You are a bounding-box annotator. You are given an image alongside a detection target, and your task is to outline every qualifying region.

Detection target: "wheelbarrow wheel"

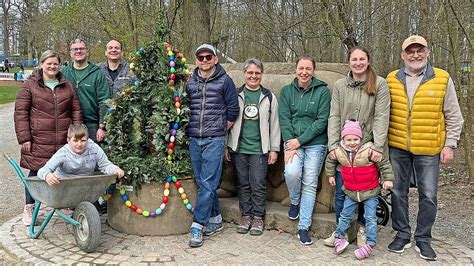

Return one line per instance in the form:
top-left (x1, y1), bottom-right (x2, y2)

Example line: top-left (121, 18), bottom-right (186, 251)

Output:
top-left (73, 202), bottom-right (101, 252)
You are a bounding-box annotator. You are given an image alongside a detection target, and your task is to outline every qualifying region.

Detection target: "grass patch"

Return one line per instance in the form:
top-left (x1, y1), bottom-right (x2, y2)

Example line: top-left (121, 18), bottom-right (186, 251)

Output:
top-left (0, 86), bottom-right (19, 104)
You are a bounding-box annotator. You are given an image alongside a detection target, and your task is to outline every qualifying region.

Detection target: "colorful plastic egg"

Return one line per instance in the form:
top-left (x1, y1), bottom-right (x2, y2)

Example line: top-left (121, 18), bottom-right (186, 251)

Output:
top-left (175, 102), bottom-right (181, 108)
top-left (136, 208), bottom-right (143, 214)
top-left (173, 123), bottom-right (179, 130)
top-left (135, 51), bottom-right (140, 57)
top-left (175, 181), bottom-right (181, 188)
top-left (166, 176), bottom-right (172, 183)
top-left (170, 136), bottom-right (175, 143)
top-left (170, 74), bottom-right (176, 80)
top-left (150, 211), bottom-right (156, 217)
top-left (170, 67), bottom-right (176, 73)
top-left (181, 58), bottom-right (186, 63)
top-left (186, 204), bottom-right (192, 210)
top-left (175, 91), bottom-right (180, 97)
top-left (167, 155), bottom-right (172, 161)
top-left (178, 187), bottom-right (185, 194)
top-left (176, 108), bottom-right (181, 115)
top-left (168, 148), bottom-right (173, 155)
top-left (170, 129), bottom-right (176, 136)
top-left (121, 195), bottom-right (128, 201)
top-left (131, 205), bottom-right (137, 211)
top-left (168, 142), bottom-right (175, 149)
top-left (167, 51), bottom-right (174, 56)
top-left (140, 47), bottom-right (145, 53)
top-left (169, 56), bottom-right (175, 61)
top-left (181, 193), bottom-right (187, 200)
top-left (169, 61), bottom-right (175, 67)
top-left (164, 189), bottom-right (170, 196)
top-left (163, 196), bottom-right (169, 204)
top-left (143, 211), bottom-right (149, 217)
top-left (183, 199), bottom-right (189, 205)
top-left (172, 176), bottom-right (177, 182)
top-left (160, 203), bottom-right (166, 210)
top-left (104, 194), bottom-right (112, 201)
top-left (156, 208), bottom-right (162, 215)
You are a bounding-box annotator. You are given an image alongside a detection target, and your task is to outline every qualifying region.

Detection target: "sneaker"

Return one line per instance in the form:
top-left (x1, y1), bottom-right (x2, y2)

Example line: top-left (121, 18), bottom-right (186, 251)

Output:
top-left (22, 204), bottom-right (34, 226)
top-left (354, 244), bottom-right (374, 260)
top-left (323, 231), bottom-right (336, 247)
top-left (189, 227), bottom-right (203, 248)
top-left (415, 242), bottom-right (437, 261)
top-left (387, 237), bottom-right (412, 253)
top-left (237, 216), bottom-right (252, 234)
top-left (249, 217), bottom-right (264, 236)
top-left (335, 238), bottom-right (349, 254)
top-left (288, 204), bottom-right (300, 220)
top-left (357, 227), bottom-right (367, 247)
top-left (297, 229), bottom-right (313, 245)
top-left (202, 222), bottom-right (223, 236)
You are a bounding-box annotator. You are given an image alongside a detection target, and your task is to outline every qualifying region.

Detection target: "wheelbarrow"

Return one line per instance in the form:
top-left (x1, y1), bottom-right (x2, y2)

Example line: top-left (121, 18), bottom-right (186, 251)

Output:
top-left (4, 154), bottom-right (116, 252)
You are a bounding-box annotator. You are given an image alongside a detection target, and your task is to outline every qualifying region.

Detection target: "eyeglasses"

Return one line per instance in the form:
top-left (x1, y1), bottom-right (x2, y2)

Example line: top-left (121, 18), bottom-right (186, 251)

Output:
top-left (70, 47), bottom-right (88, 52)
top-left (404, 47), bottom-right (427, 57)
top-left (197, 55), bottom-right (214, 62)
top-left (245, 71), bottom-right (262, 76)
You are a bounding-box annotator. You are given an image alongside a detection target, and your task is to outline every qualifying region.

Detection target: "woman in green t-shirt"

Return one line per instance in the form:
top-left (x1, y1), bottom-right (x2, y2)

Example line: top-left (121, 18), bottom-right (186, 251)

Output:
top-left (226, 58), bottom-right (281, 236)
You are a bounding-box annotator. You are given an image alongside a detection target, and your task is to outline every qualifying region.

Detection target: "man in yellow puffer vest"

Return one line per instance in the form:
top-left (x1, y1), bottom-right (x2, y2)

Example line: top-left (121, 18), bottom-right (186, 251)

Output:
top-left (386, 35), bottom-right (464, 261)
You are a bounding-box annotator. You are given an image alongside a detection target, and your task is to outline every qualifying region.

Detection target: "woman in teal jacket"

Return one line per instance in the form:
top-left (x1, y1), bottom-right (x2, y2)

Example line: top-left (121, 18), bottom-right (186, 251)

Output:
top-left (278, 55), bottom-right (331, 245)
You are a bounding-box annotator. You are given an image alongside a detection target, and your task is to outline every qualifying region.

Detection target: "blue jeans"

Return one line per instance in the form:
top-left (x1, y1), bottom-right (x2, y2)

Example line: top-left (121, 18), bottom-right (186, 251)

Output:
top-left (189, 136), bottom-right (225, 229)
top-left (335, 171), bottom-right (365, 226)
top-left (336, 196), bottom-right (378, 246)
top-left (284, 144), bottom-right (327, 230)
top-left (390, 147), bottom-right (440, 243)
top-left (25, 170), bottom-right (37, 204)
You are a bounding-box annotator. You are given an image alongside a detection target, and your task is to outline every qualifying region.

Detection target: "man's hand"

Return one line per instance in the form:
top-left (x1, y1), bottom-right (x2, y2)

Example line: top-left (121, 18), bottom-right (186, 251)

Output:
top-left (368, 148), bottom-right (383, 162)
top-left (267, 151), bottom-right (278, 165)
top-left (96, 128), bottom-right (106, 142)
top-left (21, 141), bottom-right (31, 152)
top-left (45, 173), bottom-right (60, 186)
top-left (329, 176), bottom-right (336, 186)
top-left (227, 121), bottom-right (234, 130)
top-left (224, 148), bottom-right (231, 162)
top-left (440, 146), bottom-right (454, 164)
top-left (382, 181), bottom-right (393, 190)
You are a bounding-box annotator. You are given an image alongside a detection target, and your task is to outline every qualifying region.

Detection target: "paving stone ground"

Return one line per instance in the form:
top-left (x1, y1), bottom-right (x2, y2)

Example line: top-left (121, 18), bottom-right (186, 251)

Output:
top-left (0, 214), bottom-right (472, 265)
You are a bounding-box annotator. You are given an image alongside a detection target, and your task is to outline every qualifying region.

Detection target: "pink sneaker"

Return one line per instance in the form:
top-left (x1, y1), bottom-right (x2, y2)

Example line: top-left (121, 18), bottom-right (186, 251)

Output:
top-left (22, 204), bottom-right (35, 226)
top-left (354, 244), bottom-right (374, 259)
top-left (334, 238), bottom-right (349, 254)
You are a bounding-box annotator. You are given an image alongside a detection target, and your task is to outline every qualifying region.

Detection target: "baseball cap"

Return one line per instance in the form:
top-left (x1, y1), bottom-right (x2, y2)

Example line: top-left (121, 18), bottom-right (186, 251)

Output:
top-left (402, 35), bottom-right (428, 51)
top-left (195, 44), bottom-right (217, 56)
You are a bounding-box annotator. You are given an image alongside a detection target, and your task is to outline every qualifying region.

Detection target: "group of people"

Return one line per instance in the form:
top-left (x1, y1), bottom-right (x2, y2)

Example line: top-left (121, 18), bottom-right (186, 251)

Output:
top-left (187, 35), bottom-right (463, 262)
top-left (13, 34), bottom-right (463, 262)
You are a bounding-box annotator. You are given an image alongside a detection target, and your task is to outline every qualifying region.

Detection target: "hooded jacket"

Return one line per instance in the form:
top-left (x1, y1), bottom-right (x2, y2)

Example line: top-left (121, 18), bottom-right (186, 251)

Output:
top-left (98, 59), bottom-right (136, 95)
top-left (278, 77), bottom-right (331, 146)
top-left (186, 64), bottom-right (239, 137)
top-left (14, 71), bottom-right (83, 171)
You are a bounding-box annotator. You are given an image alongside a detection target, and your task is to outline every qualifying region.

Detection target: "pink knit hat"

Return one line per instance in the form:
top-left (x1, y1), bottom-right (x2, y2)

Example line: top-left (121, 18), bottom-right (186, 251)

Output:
top-left (341, 120), bottom-right (362, 139)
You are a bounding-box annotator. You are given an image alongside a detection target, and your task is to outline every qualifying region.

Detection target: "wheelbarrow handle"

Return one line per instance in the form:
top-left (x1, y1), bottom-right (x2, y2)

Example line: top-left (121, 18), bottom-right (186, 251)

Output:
top-left (3, 153), bottom-right (32, 194)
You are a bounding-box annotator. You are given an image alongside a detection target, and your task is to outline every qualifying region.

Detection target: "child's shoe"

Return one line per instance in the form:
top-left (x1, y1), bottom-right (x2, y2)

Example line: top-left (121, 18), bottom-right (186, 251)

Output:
top-left (357, 226), bottom-right (366, 247)
top-left (354, 244), bottom-right (374, 260)
top-left (22, 204), bottom-right (34, 226)
top-left (334, 238), bottom-right (349, 254)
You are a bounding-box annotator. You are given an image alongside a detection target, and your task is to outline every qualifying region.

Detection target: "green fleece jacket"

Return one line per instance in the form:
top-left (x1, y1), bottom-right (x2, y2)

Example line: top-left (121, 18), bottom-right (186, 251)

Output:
top-left (62, 63), bottom-right (110, 129)
top-left (278, 77), bottom-right (331, 146)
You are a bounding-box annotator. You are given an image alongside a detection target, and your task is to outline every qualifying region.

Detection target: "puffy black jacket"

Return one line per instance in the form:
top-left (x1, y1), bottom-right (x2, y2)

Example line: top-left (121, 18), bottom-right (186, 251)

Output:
top-left (186, 64), bottom-right (239, 137)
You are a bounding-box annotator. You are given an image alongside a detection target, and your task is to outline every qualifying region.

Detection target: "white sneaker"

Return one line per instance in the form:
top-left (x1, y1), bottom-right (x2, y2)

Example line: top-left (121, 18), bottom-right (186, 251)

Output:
top-left (22, 204), bottom-right (35, 226)
top-left (357, 227), bottom-right (367, 247)
top-left (324, 231), bottom-right (348, 247)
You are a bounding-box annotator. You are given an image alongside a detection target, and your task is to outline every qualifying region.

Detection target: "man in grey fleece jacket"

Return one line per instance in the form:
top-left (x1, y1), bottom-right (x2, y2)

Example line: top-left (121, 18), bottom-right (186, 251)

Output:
top-left (38, 124), bottom-right (124, 185)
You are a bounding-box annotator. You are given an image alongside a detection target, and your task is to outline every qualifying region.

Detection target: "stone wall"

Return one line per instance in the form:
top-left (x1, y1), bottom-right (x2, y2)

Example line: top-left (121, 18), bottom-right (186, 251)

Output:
top-left (219, 62), bottom-right (348, 213)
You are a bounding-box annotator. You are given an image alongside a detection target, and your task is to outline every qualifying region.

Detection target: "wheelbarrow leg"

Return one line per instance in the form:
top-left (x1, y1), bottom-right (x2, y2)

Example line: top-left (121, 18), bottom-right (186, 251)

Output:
top-left (29, 202), bottom-right (54, 239)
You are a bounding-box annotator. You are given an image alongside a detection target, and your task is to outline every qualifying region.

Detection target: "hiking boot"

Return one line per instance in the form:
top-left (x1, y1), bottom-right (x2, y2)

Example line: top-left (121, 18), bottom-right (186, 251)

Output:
top-left (387, 236), bottom-right (412, 253)
top-left (415, 242), bottom-right (437, 261)
top-left (297, 229), bottom-right (313, 245)
top-left (288, 204), bottom-right (300, 220)
top-left (189, 227), bottom-right (203, 248)
top-left (357, 226), bottom-right (366, 247)
top-left (22, 204), bottom-right (34, 226)
top-left (335, 238), bottom-right (349, 254)
top-left (237, 216), bottom-right (252, 234)
top-left (354, 244), bottom-right (374, 259)
top-left (249, 217), bottom-right (264, 236)
top-left (202, 222), bottom-right (223, 236)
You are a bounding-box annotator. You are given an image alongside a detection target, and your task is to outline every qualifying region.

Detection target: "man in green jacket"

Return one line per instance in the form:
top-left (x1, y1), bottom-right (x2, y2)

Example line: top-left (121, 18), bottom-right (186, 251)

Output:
top-left (62, 39), bottom-right (110, 143)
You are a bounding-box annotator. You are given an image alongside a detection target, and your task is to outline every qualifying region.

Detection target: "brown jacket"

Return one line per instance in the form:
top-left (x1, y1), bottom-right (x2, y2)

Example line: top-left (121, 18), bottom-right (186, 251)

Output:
top-left (14, 70), bottom-right (83, 171)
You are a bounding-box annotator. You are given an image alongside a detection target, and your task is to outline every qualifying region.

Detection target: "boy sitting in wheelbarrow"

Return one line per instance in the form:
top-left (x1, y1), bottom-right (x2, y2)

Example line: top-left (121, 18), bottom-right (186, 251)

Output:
top-left (38, 124), bottom-right (124, 185)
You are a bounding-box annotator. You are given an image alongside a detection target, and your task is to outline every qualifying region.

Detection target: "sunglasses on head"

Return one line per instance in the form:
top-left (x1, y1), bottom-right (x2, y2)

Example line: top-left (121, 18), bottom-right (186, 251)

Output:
top-left (197, 55), bottom-right (214, 62)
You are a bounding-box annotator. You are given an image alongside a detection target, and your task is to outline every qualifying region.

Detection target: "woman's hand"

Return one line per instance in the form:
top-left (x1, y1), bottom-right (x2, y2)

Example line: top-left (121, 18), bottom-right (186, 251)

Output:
top-left (45, 173), bottom-right (60, 186)
top-left (224, 148), bottom-right (231, 162)
top-left (382, 181), bottom-right (393, 190)
top-left (328, 150), bottom-right (336, 160)
top-left (21, 141), bottom-right (31, 152)
top-left (267, 151), bottom-right (278, 165)
top-left (284, 149), bottom-right (300, 164)
top-left (368, 148), bottom-right (383, 162)
top-left (329, 176), bottom-right (336, 186)
top-left (285, 139), bottom-right (300, 151)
